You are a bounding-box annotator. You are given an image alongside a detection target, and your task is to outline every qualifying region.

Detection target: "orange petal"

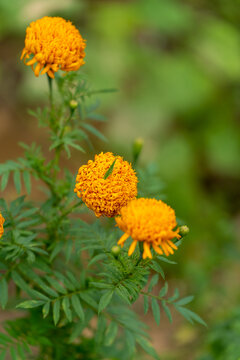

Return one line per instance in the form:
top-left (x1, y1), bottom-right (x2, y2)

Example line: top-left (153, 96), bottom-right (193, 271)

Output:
top-left (152, 243), bottom-right (163, 255)
top-left (20, 49), bottom-right (27, 60)
top-left (143, 242), bottom-right (152, 259)
top-left (47, 69), bottom-right (55, 79)
top-left (161, 243), bottom-right (169, 256)
top-left (117, 233), bottom-right (129, 247)
top-left (128, 240), bottom-right (138, 256)
top-left (26, 57), bottom-right (37, 66)
top-left (41, 64), bottom-right (51, 75)
top-left (34, 62), bottom-right (42, 77)
top-left (168, 240), bottom-right (178, 250)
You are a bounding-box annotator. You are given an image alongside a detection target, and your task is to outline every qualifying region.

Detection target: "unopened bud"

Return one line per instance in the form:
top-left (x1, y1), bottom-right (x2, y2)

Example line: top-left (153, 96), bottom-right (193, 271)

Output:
top-left (179, 225), bottom-right (189, 237)
top-left (133, 137), bottom-right (144, 165)
top-left (111, 245), bottom-right (121, 257)
top-left (69, 99), bottom-right (78, 109)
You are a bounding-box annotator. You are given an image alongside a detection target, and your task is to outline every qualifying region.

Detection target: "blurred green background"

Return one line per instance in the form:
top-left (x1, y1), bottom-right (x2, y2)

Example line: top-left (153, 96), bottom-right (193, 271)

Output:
top-left (0, 0), bottom-right (240, 359)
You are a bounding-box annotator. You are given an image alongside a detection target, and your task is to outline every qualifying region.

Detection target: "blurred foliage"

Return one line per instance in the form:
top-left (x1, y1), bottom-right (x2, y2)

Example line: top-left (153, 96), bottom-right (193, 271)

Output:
top-left (0, 0), bottom-right (240, 358)
top-left (198, 307), bottom-right (240, 360)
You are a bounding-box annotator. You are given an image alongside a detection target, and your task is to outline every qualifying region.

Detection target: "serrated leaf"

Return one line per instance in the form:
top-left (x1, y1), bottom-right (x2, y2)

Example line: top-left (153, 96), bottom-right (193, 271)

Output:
top-left (23, 171), bottom-right (31, 195)
top-left (175, 306), bottom-right (207, 326)
top-left (168, 288), bottom-right (179, 302)
top-left (53, 300), bottom-right (60, 325)
top-left (71, 294), bottom-right (84, 321)
top-left (159, 282), bottom-right (168, 297)
top-left (104, 321), bottom-right (118, 346)
top-left (175, 295), bottom-right (194, 306)
top-left (1, 172), bottom-right (9, 191)
top-left (87, 253), bottom-right (107, 267)
top-left (161, 300), bottom-right (172, 323)
top-left (13, 170), bottom-right (21, 194)
top-left (149, 261), bottom-right (165, 279)
top-left (17, 300), bottom-right (45, 309)
top-left (151, 298), bottom-right (160, 325)
top-left (148, 274), bottom-right (159, 292)
top-left (157, 256), bottom-right (177, 264)
top-left (42, 302), bottom-right (50, 318)
top-left (82, 123), bottom-right (107, 142)
top-left (103, 159), bottom-right (117, 179)
top-left (0, 278), bottom-right (8, 309)
top-left (98, 290), bottom-right (113, 313)
top-left (143, 295), bottom-right (149, 315)
top-left (136, 336), bottom-right (159, 359)
top-left (62, 297), bottom-right (72, 322)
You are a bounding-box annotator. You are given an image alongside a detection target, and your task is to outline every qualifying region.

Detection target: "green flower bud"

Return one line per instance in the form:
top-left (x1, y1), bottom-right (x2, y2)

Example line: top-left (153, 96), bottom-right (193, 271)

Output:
top-left (111, 245), bottom-right (121, 257)
top-left (69, 99), bottom-right (78, 109)
top-left (132, 137), bottom-right (144, 165)
top-left (179, 225), bottom-right (189, 237)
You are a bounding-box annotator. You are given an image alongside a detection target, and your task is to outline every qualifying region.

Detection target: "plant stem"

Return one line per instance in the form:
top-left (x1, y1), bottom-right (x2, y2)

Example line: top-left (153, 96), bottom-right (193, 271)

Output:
top-left (47, 75), bottom-right (53, 108)
top-left (135, 242), bottom-right (144, 266)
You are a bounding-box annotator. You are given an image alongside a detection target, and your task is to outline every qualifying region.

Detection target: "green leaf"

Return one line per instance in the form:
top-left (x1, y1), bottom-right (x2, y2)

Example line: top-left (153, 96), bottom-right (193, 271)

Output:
top-left (71, 294), bottom-right (84, 321)
top-left (103, 159), bottom-right (117, 179)
top-left (175, 306), bottom-right (207, 326)
top-left (10, 347), bottom-right (17, 360)
top-left (23, 171), bottom-right (31, 195)
top-left (87, 253), bottom-right (107, 267)
top-left (149, 261), bottom-right (165, 279)
top-left (143, 295), bottom-right (149, 315)
top-left (148, 274), bottom-right (159, 292)
top-left (157, 256), bottom-right (177, 264)
top-left (151, 298), bottom-right (160, 325)
top-left (13, 170), bottom-right (21, 194)
top-left (42, 302), bottom-right (50, 318)
top-left (98, 290), bottom-right (113, 313)
top-left (45, 276), bottom-right (67, 295)
top-left (104, 321), bottom-right (118, 346)
top-left (82, 123), bottom-right (108, 142)
top-left (159, 282), bottom-right (168, 297)
top-left (136, 336), bottom-right (159, 359)
top-left (168, 288), bottom-right (179, 302)
top-left (1, 172), bottom-right (9, 191)
top-left (175, 295), bottom-right (194, 306)
top-left (0, 278), bottom-right (8, 309)
top-left (161, 300), bottom-right (172, 323)
top-left (17, 300), bottom-right (45, 309)
top-left (79, 292), bottom-right (98, 310)
top-left (53, 300), bottom-right (60, 325)
top-left (62, 297), bottom-right (72, 322)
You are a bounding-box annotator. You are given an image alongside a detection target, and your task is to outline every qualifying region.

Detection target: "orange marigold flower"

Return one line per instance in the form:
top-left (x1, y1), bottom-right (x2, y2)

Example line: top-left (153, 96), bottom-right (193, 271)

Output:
top-left (116, 198), bottom-right (181, 259)
top-left (0, 212), bottom-right (5, 239)
top-left (74, 152), bottom-right (138, 218)
top-left (21, 16), bottom-right (86, 79)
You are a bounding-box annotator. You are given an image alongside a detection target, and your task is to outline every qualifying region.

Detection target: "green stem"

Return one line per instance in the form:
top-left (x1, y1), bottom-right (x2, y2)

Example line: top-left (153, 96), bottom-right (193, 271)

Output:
top-left (135, 242), bottom-right (144, 266)
top-left (47, 75), bottom-right (53, 107)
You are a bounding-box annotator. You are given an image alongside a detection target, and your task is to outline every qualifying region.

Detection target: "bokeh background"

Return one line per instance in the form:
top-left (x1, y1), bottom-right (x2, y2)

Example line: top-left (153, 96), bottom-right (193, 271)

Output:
top-left (0, 0), bottom-right (240, 359)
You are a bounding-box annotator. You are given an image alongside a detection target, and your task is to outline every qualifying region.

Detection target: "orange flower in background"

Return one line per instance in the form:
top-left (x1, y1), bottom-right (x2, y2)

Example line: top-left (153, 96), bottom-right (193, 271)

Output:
top-left (74, 152), bottom-right (138, 217)
top-left (116, 198), bottom-right (180, 259)
top-left (0, 213), bottom-right (5, 239)
top-left (21, 16), bottom-right (86, 78)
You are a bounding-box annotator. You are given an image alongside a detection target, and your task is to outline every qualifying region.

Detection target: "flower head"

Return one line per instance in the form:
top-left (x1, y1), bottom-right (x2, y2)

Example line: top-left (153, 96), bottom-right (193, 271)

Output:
top-left (21, 16), bottom-right (86, 78)
top-left (0, 212), bottom-right (5, 239)
top-left (74, 152), bottom-right (138, 217)
top-left (116, 198), bottom-right (180, 259)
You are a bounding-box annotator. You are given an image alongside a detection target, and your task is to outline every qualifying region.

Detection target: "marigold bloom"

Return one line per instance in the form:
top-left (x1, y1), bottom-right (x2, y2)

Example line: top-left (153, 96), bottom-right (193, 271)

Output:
top-left (0, 213), bottom-right (5, 239)
top-left (74, 152), bottom-right (138, 217)
top-left (21, 16), bottom-right (86, 78)
top-left (116, 198), bottom-right (181, 259)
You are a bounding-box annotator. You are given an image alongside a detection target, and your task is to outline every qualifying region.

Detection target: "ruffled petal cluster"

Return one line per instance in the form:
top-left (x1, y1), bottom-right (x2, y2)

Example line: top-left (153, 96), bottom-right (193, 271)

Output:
top-left (21, 16), bottom-right (86, 78)
top-left (74, 152), bottom-right (138, 217)
top-left (116, 198), bottom-right (180, 258)
top-left (0, 212), bottom-right (5, 239)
